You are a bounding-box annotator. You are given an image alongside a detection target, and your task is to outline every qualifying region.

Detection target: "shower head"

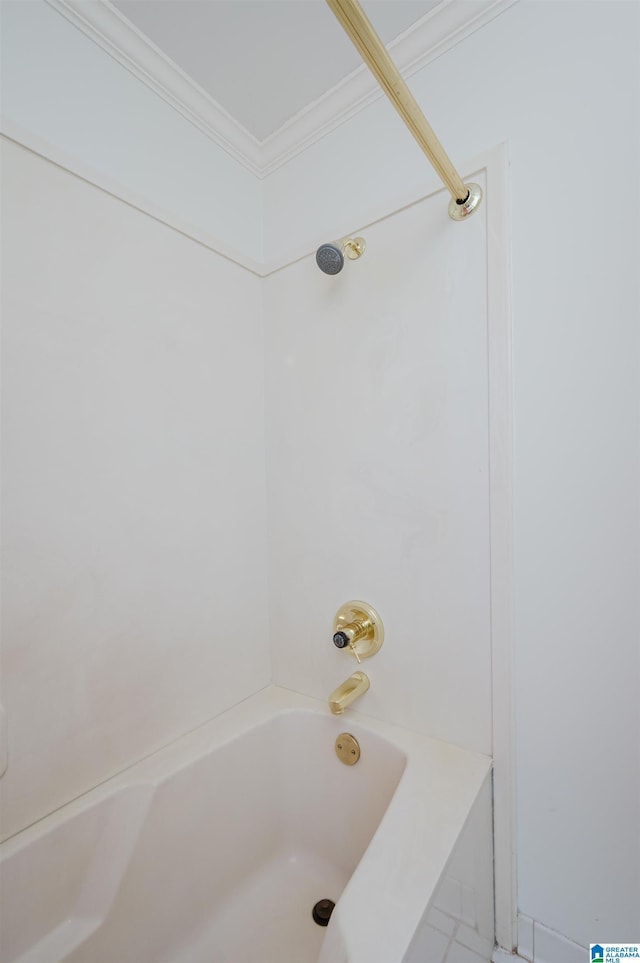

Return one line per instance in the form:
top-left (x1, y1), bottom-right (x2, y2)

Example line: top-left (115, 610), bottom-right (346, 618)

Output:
top-left (316, 244), bottom-right (344, 274)
top-left (315, 236), bottom-right (366, 275)
top-left (316, 242), bottom-right (344, 275)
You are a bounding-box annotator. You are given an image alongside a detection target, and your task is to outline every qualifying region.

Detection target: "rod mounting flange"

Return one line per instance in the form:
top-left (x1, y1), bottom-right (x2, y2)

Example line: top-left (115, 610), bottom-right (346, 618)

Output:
top-left (448, 183), bottom-right (483, 221)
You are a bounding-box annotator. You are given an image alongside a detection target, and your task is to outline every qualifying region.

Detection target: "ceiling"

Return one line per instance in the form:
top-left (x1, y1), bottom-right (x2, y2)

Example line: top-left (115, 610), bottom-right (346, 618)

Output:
top-left (110, 1), bottom-right (441, 142)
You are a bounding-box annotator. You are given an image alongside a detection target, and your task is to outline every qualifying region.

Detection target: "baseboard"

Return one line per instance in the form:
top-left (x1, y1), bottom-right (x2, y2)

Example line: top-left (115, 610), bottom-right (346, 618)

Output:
top-left (494, 914), bottom-right (588, 963)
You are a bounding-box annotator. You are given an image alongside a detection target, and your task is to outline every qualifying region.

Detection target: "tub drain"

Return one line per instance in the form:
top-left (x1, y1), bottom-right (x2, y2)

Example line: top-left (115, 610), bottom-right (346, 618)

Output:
top-left (312, 899), bottom-right (335, 927)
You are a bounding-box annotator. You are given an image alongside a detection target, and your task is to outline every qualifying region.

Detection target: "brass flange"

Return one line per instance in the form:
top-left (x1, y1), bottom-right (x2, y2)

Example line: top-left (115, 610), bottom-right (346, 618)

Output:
top-left (448, 183), bottom-right (483, 221)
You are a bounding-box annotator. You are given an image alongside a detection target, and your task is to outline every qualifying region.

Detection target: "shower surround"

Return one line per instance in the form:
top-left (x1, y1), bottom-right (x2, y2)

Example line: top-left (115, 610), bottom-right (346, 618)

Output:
top-left (265, 172), bottom-right (493, 754)
top-left (2, 60), bottom-right (503, 963)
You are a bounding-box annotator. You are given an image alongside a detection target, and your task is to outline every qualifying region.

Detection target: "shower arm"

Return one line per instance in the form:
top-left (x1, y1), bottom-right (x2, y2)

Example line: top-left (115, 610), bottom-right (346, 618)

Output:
top-left (324, 0), bottom-right (482, 220)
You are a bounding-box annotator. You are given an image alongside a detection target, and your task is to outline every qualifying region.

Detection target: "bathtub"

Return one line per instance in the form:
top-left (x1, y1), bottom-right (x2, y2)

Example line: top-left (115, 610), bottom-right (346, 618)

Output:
top-left (0, 687), bottom-right (492, 963)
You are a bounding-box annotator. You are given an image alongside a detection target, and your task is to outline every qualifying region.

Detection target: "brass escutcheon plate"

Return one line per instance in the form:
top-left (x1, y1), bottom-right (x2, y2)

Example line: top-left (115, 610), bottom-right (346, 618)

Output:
top-left (335, 733), bottom-right (360, 765)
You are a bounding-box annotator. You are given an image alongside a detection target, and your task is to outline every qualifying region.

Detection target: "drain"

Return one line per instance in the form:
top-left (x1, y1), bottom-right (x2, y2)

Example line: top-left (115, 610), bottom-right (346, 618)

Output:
top-left (312, 898), bottom-right (335, 927)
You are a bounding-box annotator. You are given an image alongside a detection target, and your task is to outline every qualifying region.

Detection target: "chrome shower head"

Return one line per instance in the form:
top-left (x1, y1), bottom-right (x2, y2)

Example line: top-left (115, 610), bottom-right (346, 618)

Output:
top-left (315, 236), bottom-right (366, 275)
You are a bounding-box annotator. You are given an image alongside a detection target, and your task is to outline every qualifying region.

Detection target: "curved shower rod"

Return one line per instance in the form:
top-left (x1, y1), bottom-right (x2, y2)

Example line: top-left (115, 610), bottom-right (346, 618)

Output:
top-left (325, 0), bottom-right (482, 221)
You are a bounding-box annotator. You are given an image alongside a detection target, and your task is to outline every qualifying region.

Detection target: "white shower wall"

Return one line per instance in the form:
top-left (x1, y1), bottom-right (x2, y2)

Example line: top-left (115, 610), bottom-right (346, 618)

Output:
top-left (0, 139), bottom-right (270, 841)
top-left (264, 178), bottom-right (493, 755)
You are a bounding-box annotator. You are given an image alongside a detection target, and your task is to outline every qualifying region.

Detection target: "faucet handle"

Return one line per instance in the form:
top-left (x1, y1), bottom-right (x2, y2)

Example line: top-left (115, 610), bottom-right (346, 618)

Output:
top-left (332, 601), bottom-right (384, 661)
top-left (333, 630), bottom-right (350, 649)
top-left (333, 631), bottom-right (363, 663)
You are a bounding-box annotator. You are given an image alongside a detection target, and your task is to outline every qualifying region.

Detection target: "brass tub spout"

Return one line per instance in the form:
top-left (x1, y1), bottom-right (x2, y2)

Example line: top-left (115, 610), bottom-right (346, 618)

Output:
top-left (329, 671), bottom-right (370, 715)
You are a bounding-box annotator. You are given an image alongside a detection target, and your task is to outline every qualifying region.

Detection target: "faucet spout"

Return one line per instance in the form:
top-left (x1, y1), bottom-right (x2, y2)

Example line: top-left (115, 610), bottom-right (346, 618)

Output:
top-left (329, 671), bottom-right (370, 715)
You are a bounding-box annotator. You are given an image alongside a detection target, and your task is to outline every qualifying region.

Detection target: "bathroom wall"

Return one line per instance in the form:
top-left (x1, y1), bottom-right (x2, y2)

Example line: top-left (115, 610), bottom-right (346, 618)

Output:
top-left (263, 175), bottom-right (493, 756)
top-left (0, 138), bottom-right (270, 840)
top-left (262, 0), bottom-right (640, 953)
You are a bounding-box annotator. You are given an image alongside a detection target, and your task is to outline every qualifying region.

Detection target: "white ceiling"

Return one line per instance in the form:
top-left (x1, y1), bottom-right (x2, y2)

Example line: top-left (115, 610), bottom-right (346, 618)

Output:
top-left (110, 1), bottom-right (441, 141)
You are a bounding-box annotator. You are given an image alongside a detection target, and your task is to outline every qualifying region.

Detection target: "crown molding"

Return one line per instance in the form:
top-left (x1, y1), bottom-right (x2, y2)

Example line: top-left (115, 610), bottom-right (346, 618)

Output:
top-left (44, 0), bottom-right (264, 175)
top-left (44, 0), bottom-right (517, 179)
top-left (260, 0), bottom-right (517, 175)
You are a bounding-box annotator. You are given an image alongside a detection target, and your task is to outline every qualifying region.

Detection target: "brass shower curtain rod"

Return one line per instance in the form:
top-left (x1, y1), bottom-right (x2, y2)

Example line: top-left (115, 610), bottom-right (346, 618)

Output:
top-left (325, 0), bottom-right (482, 221)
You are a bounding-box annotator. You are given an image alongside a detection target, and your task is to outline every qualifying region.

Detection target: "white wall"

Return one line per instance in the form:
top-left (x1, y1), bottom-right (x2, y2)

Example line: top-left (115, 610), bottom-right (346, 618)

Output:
top-left (0, 138), bottom-right (270, 840)
top-left (262, 0), bottom-right (640, 949)
top-left (264, 176), bottom-right (493, 756)
top-left (0, 0), bottom-right (262, 264)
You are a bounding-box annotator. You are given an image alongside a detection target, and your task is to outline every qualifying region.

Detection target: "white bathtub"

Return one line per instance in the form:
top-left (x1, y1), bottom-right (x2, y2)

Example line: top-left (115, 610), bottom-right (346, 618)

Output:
top-left (0, 687), bottom-right (491, 963)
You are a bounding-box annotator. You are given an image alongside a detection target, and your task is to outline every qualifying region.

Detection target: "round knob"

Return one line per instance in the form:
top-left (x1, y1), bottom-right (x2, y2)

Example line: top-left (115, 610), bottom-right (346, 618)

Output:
top-left (333, 631), bottom-right (350, 649)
